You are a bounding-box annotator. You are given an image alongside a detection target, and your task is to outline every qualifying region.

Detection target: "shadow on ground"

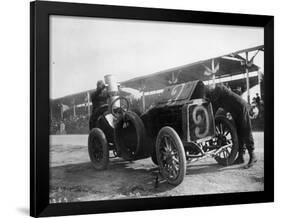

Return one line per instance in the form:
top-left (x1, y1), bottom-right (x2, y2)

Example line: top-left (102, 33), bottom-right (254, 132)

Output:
top-left (50, 157), bottom-right (244, 202)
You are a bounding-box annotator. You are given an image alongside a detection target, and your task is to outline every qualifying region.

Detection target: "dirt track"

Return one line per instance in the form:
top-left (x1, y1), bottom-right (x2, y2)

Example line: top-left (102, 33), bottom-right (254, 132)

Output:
top-left (49, 132), bottom-right (264, 203)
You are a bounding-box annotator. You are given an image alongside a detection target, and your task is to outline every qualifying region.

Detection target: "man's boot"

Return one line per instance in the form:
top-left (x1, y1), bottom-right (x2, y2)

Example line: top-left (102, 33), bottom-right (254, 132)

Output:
top-left (233, 152), bottom-right (245, 165)
top-left (244, 150), bottom-right (257, 169)
top-left (233, 146), bottom-right (245, 165)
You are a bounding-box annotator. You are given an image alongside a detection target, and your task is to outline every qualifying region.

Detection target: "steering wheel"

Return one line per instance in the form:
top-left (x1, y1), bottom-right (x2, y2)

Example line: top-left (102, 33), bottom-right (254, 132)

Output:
top-left (110, 96), bottom-right (130, 118)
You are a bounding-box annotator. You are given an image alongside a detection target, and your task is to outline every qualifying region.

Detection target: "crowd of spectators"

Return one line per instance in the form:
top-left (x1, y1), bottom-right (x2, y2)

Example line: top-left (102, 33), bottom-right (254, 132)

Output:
top-left (50, 114), bottom-right (89, 135)
top-left (50, 118), bottom-right (61, 135)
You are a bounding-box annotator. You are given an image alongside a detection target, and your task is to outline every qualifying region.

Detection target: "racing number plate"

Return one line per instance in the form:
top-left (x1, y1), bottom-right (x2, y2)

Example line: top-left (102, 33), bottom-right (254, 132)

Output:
top-left (182, 99), bottom-right (215, 143)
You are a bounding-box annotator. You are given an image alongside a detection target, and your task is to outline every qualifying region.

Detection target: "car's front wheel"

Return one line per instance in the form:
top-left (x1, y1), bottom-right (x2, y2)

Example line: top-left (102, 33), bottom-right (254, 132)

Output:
top-left (156, 126), bottom-right (186, 186)
top-left (88, 128), bottom-right (109, 170)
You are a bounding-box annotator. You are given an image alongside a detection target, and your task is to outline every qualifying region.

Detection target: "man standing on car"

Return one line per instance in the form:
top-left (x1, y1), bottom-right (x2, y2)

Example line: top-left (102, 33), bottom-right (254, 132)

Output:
top-left (205, 84), bottom-right (257, 169)
top-left (89, 80), bottom-right (109, 130)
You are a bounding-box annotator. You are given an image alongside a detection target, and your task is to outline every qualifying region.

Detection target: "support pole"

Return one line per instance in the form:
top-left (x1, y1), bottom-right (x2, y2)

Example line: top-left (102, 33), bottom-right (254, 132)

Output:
top-left (87, 92), bottom-right (90, 116)
top-left (73, 99), bottom-right (76, 117)
top-left (141, 80), bottom-right (145, 113)
top-left (245, 52), bottom-right (250, 104)
top-left (60, 104), bottom-right (63, 120)
top-left (212, 59), bottom-right (216, 88)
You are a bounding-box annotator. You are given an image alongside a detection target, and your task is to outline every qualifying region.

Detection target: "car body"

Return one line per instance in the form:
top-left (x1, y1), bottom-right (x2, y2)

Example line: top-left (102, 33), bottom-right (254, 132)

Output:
top-left (88, 80), bottom-right (239, 185)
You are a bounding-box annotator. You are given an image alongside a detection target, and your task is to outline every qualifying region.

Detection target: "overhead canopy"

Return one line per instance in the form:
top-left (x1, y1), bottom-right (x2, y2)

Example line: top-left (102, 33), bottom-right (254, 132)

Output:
top-left (51, 45), bottom-right (264, 108)
top-left (121, 45), bottom-right (263, 91)
top-left (51, 89), bottom-right (92, 107)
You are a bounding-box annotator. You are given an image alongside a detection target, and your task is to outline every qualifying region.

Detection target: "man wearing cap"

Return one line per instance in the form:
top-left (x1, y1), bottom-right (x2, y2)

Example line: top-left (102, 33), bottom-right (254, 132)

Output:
top-left (205, 84), bottom-right (257, 169)
top-left (89, 80), bottom-right (109, 130)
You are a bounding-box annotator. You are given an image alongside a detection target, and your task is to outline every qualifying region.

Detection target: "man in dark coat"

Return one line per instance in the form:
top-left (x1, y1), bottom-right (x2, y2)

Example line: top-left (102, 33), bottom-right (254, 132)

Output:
top-left (205, 84), bottom-right (257, 169)
top-left (89, 80), bottom-right (109, 130)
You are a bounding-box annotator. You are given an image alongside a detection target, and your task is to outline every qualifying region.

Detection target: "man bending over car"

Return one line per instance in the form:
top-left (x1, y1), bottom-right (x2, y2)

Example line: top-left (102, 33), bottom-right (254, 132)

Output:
top-left (205, 84), bottom-right (257, 169)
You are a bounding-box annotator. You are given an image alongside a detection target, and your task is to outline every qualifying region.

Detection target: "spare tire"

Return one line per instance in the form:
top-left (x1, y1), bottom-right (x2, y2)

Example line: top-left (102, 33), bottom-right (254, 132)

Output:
top-left (114, 111), bottom-right (150, 160)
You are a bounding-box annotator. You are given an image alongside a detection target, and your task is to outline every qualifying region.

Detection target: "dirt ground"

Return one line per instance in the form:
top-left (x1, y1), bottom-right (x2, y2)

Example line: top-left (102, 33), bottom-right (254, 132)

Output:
top-left (49, 132), bottom-right (264, 203)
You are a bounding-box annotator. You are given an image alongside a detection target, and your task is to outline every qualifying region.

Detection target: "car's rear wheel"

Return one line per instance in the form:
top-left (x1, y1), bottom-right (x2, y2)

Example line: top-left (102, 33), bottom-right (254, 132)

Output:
top-left (151, 146), bottom-right (158, 165)
top-left (151, 138), bottom-right (158, 165)
top-left (214, 116), bottom-right (239, 166)
top-left (156, 126), bottom-right (186, 186)
top-left (88, 128), bottom-right (109, 170)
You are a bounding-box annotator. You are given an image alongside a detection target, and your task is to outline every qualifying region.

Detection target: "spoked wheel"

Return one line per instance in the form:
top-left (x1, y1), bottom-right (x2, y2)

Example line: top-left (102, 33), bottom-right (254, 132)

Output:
top-left (156, 126), bottom-right (186, 186)
top-left (88, 128), bottom-right (109, 170)
top-left (214, 116), bottom-right (239, 166)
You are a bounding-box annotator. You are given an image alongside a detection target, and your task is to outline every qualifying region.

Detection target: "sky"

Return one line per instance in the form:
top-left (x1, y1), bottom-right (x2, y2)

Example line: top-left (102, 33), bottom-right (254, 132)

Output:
top-left (50, 15), bottom-right (263, 99)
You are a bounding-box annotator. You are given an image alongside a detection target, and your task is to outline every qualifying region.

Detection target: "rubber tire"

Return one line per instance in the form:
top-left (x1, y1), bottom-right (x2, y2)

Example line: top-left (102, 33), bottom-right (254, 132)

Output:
top-left (151, 138), bottom-right (158, 165)
top-left (88, 128), bottom-right (109, 170)
top-left (214, 116), bottom-right (239, 166)
top-left (156, 126), bottom-right (186, 186)
top-left (151, 146), bottom-right (158, 165)
top-left (115, 111), bottom-right (147, 160)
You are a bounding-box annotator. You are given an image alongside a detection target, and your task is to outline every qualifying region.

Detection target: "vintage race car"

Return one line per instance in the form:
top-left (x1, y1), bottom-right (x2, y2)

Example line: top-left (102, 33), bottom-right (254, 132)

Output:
top-left (88, 80), bottom-right (239, 186)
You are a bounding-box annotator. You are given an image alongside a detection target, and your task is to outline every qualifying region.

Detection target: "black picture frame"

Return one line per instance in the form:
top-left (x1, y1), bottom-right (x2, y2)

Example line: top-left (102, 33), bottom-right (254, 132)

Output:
top-left (30, 1), bottom-right (274, 217)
